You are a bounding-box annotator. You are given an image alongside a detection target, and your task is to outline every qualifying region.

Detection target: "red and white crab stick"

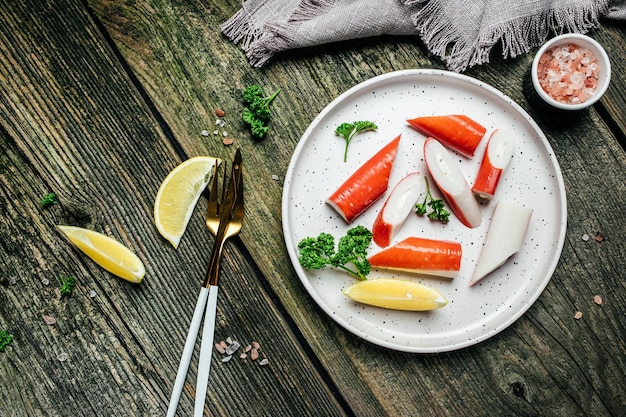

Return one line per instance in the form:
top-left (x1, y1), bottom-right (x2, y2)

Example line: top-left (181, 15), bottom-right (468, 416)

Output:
top-left (368, 237), bottom-right (462, 279)
top-left (327, 135), bottom-right (401, 223)
top-left (424, 138), bottom-right (482, 228)
top-left (470, 200), bottom-right (532, 286)
top-left (372, 172), bottom-right (425, 247)
top-left (472, 129), bottom-right (515, 200)
top-left (407, 115), bottom-right (487, 157)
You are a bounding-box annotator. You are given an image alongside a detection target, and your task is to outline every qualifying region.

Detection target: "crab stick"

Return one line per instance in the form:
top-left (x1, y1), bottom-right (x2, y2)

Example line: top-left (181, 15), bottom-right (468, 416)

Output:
top-left (327, 135), bottom-right (401, 223)
top-left (368, 237), bottom-right (462, 279)
top-left (470, 200), bottom-right (533, 286)
top-left (407, 115), bottom-right (487, 157)
top-left (424, 138), bottom-right (481, 228)
top-left (472, 129), bottom-right (515, 200)
top-left (372, 172), bottom-right (425, 247)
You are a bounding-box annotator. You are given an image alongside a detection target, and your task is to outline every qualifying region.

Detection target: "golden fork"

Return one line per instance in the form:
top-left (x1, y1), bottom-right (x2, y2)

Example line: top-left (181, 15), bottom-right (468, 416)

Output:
top-left (166, 149), bottom-right (243, 417)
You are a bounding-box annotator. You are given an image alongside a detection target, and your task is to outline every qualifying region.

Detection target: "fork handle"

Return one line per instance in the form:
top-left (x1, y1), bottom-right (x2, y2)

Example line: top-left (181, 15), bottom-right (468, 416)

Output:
top-left (194, 286), bottom-right (219, 417)
top-left (167, 287), bottom-right (209, 417)
top-left (204, 237), bottom-right (226, 287)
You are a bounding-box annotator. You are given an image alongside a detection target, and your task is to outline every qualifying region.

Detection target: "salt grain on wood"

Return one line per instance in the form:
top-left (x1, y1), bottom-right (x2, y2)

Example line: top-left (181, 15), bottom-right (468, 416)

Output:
top-left (221, 355), bottom-right (232, 362)
top-left (574, 311), bottom-right (583, 319)
top-left (215, 343), bottom-right (226, 354)
top-left (225, 341), bottom-right (240, 355)
top-left (259, 358), bottom-right (269, 366)
top-left (43, 315), bottom-right (56, 325)
top-left (250, 348), bottom-right (259, 360)
top-left (593, 295), bottom-right (603, 305)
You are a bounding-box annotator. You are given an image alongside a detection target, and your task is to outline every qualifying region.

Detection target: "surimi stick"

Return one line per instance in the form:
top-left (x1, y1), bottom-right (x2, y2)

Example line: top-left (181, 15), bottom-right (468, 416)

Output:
top-left (326, 135), bottom-right (401, 223)
top-left (424, 138), bottom-right (482, 228)
top-left (472, 129), bottom-right (515, 200)
top-left (470, 200), bottom-right (533, 286)
top-left (372, 172), bottom-right (425, 247)
top-left (407, 115), bottom-right (487, 157)
top-left (368, 237), bottom-right (462, 279)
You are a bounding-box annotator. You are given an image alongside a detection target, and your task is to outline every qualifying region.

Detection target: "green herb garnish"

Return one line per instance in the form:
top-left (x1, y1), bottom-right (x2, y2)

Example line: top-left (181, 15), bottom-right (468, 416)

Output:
top-left (41, 193), bottom-right (58, 208)
top-left (335, 121), bottom-right (378, 162)
top-left (60, 274), bottom-right (76, 296)
top-left (297, 225), bottom-right (372, 281)
top-left (415, 176), bottom-right (450, 223)
top-left (242, 85), bottom-right (281, 140)
top-left (0, 330), bottom-right (13, 351)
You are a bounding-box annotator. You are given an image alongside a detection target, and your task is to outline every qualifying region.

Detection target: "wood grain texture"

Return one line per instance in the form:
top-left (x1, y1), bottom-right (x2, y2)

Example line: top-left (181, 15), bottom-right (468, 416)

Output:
top-left (1, 0), bottom-right (624, 416)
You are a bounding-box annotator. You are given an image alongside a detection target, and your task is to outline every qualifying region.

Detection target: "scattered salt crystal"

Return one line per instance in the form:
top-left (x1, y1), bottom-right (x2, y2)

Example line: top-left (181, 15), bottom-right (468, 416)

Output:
top-left (240, 353), bottom-right (248, 359)
top-left (226, 336), bottom-right (233, 344)
top-left (57, 352), bottom-right (69, 362)
top-left (43, 315), bottom-right (56, 325)
top-left (593, 295), bottom-right (603, 305)
top-left (271, 174), bottom-right (280, 181)
top-left (223, 138), bottom-right (234, 146)
top-left (219, 340), bottom-right (228, 349)
top-left (215, 118), bottom-right (222, 125)
top-left (222, 131), bottom-right (228, 137)
top-left (259, 358), bottom-right (269, 366)
top-left (574, 311), bottom-right (583, 319)
top-left (89, 290), bottom-right (97, 298)
top-left (221, 355), bottom-right (232, 362)
top-left (9, 277), bottom-right (17, 285)
top-left (42, 278), bottom-right (50, 286)
top-left (581, 233), bottom-right (589, 241)
top-left (595, 232), bottom-right (604, 242)
top-left (252, 341), bottom-right (260, 350)
top-left (213, 130), bottom-right (219, 135)
top-left (244, 344), bottom-right (252, 353)
top-left (215, 343), bottom-right (226, 354)
top-left (201, 130), bottom-right (210, 137)
top-left (250, 348), bottom-right (259, 361)
top-left (225, 341), bottom-right (240, 355)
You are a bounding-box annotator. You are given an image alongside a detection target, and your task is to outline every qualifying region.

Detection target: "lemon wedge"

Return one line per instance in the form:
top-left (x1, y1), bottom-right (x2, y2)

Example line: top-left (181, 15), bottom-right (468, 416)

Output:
top-left (342, 278), bottom-right (448, 311)
top-left (154, 156), bottom-right (219, 248)
top-left (58, 225), bottom-right (145, 283)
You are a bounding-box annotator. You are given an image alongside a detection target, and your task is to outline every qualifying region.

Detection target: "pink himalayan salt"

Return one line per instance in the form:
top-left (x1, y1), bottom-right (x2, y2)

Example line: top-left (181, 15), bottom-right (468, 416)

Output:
top-left (536, 43), bottom-right (600, 105)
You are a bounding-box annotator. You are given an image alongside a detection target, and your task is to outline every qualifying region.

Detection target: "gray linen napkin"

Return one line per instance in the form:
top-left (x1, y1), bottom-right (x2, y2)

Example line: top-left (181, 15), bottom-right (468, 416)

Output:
top-left (222, 0), bottom-right (620, 72)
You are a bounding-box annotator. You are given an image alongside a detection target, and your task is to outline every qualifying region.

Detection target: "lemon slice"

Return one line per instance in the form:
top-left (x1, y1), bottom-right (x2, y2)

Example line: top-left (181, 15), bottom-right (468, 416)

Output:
top-left (154, 156), bottom-right (219, 248)
top-left (58, 225), bottom-right (145, 283)
top-left (342, 278), bottom-right (448, 311)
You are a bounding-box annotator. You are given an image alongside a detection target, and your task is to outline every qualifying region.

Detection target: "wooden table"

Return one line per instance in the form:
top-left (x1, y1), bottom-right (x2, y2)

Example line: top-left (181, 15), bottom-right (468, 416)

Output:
top-left (1, 1), bottom-right (624, 416)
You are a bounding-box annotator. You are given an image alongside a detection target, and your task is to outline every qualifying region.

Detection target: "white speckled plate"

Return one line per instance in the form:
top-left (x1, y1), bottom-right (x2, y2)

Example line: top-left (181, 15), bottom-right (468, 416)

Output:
top-left (281, 69), bottom-right (567, 353)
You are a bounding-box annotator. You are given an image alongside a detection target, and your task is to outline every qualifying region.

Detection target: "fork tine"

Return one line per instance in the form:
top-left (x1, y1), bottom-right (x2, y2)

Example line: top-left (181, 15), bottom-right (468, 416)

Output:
top-left (207, 162), bottom-right (220, 213)
top-left (206, 161), bottom-right (222, 236)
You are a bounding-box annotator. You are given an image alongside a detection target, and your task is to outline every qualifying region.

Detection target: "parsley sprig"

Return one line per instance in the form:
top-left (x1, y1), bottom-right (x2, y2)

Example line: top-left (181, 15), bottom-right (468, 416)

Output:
top-left (242, 85), bottom-right (281, 140)
top-left (60, 274), bottom-right (76, 296)
top-left (297, 226), bottom-right (372, 281)
top-left (335, 121), bottom-right (377, 162)
top-left (40, 193), bottom-right (58, 208)
top-left (415, 176), bottom-right (450, 223)
top-left (0, 330), bottom-right (13, 351)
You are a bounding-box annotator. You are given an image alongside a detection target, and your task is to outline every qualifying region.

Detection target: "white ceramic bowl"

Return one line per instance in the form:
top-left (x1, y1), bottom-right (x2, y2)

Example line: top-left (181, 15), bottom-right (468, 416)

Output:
top-left (531, 33), bottom-right (611, 110)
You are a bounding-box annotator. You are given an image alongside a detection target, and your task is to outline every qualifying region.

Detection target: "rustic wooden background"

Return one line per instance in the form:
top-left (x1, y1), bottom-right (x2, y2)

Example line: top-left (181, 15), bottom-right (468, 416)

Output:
top-left (1, 1), bottom-right (624, 416)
